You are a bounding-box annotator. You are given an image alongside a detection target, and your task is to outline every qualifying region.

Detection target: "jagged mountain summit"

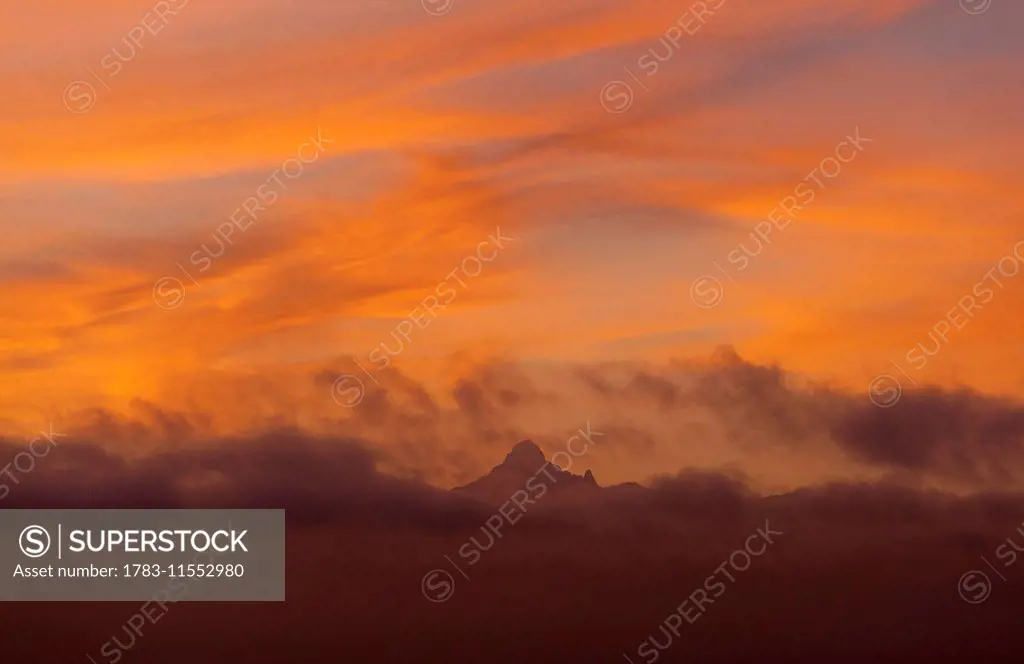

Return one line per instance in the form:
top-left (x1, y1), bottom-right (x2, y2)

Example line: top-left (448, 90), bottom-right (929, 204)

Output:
top-left (452, 439), bottom-right (601, 506)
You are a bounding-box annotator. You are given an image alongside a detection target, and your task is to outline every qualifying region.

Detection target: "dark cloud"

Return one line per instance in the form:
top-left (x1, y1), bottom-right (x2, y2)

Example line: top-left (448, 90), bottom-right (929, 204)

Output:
top-left (832, 387), bottom-right (1024, 486)
top-left (44, 348), bottom-right (1024, 492)
top-left (6, 352), bottom-right (1024, 661)
top-left (2, 428), bottom-right (1024, 662)
top-left (0, 431), bottom-right (488, 531)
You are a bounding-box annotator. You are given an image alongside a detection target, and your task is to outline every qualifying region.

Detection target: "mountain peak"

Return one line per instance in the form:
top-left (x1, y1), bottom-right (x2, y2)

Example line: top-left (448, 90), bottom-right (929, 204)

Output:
top-left (503, 440), bottom-right (546, 470)
top-left (452, 439), bottom-right (614, 505)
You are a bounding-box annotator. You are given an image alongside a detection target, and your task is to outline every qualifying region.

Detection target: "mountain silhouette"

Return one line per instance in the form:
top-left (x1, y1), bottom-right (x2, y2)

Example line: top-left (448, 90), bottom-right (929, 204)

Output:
top-left (452, 439), bottom-right (605, 506)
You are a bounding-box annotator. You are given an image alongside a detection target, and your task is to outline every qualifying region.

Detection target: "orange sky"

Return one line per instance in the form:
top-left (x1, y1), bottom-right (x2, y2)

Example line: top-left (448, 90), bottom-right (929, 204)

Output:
top-left (1, 0), bottom-right (1022, 486)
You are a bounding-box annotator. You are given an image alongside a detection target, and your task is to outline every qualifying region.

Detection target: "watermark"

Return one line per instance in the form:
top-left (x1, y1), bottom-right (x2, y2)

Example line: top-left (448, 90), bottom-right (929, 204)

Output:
top-left (331, 227), bottom-right (515, 407)
top-left (869, 239), bottom-right (1024, 407)
top-left (600, 0), bottom-right (726, 114)
top-left (689, 276), bottom-right (724, 310)
top-left (152, 128), bottom-right (334, 310)
top-left (151, 277), bottom-right (185, 311)
top-left (2, 510), bottom-right (283, 602)
top-left (331, 374), bottom-right (365, 408)
top-left (89, 596), bottom-right (173, 663)
top-left (19, 526), bottom-right (51, 558)
top-left (960, 0), bottom-right (992, 14)
top-left (420, 423), bottom-right (603, 602)
top-left (957, 519), bottom-right (1024, 604)
top-left (690, 128), bottom-right (873, 308)
top-left (867, 375), bottom-right (902, 409)
top-left (62, 0), bottom-right (189, 114)
top-left (0, 424), bottom-right (64, 501)
top-left (422, 0), bottom-right (454, 16)
top-left (624, 520), bottom-right (782, 663)
top-left (86, 522), bottom-right (245, 663)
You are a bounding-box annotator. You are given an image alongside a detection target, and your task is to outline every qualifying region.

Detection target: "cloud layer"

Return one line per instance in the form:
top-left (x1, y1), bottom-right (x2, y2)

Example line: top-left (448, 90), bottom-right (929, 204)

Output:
top-left (3, 425), bottom-right (1024, 662)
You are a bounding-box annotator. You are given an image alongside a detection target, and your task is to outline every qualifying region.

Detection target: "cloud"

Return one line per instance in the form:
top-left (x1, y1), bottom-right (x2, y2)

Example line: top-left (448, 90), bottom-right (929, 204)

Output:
top-left (2, 422), bottom-right (1024, 662)
top-left (5, 348), bottom-right (1024, 494)
top-left (831, 387), bottom-right (1024, 484)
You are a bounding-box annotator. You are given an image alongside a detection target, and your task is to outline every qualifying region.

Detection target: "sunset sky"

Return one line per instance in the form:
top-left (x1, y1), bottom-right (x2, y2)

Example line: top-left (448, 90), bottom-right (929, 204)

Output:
top-left (2, 0), bottom-right (1022, 490)
top-left (4, 5), bottom-right (1024, 662)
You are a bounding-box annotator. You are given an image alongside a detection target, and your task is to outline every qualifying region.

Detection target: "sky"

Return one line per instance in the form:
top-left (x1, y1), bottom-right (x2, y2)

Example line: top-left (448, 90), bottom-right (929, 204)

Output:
top-left (2, 0), bottom-right (1023, 490)
top-left (4, 3), bottom-right (1024, 662)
